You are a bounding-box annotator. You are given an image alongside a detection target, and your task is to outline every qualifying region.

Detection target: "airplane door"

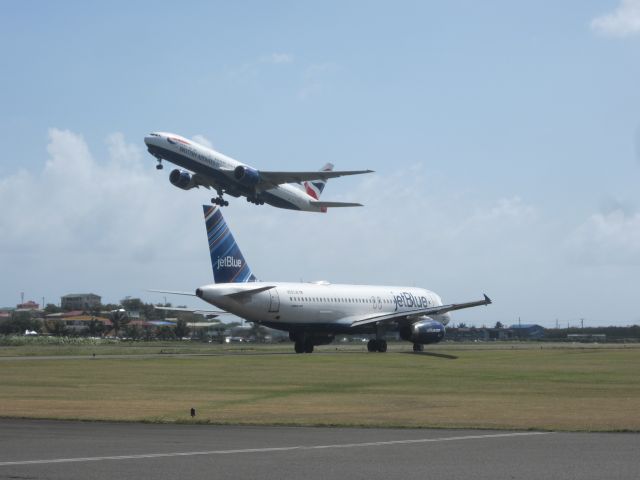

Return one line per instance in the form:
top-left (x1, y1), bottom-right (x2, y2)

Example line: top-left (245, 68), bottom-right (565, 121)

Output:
top-left (268, 289), bottom-right (280, 313)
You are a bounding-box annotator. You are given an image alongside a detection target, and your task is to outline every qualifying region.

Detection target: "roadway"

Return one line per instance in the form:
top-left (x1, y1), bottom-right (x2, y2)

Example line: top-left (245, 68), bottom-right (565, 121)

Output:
top-left (0, 420), bottom-right (638, 479)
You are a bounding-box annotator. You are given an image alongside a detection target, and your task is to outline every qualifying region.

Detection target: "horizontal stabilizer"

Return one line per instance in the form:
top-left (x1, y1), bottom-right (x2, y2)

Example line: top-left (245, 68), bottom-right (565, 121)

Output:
top-left (153, 306), bottom-right (226, 317)
top-left (226, 285), bottom-right (275, 299)
top-left (310, 201), bottom-right (363, 208)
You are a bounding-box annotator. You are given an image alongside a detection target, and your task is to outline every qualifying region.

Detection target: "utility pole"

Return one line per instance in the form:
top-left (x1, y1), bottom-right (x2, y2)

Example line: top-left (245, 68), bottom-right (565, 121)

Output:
top-left (555, 318), bottom-right (559, 329)
top-left (581, 318), bottom-right (584, 329)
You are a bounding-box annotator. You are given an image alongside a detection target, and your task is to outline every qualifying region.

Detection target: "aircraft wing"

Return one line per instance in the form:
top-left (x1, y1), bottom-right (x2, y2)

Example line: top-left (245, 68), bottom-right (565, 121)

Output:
top-left (349, 294), bottom-right (492, 328)
top-left (148, 289), bottom-right (196, 296)
top-left (259, 169), bottom-right (373, 187)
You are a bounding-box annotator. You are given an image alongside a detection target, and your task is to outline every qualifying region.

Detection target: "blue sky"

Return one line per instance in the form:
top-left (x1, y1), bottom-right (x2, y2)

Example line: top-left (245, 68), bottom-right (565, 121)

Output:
top-left (1, 1), bottom-right (639, 327)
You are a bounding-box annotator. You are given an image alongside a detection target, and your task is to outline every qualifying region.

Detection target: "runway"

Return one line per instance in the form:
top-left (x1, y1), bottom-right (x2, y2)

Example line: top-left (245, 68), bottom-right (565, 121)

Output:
top-left (0, 420), bottom-right (638, 479)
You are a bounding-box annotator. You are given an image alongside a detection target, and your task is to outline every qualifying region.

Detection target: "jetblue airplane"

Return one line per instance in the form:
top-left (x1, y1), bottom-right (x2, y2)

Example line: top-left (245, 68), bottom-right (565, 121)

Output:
top-left (153, 205), bottom-right (491, 354)
top-left (144, 132), bottom-right (373, 212)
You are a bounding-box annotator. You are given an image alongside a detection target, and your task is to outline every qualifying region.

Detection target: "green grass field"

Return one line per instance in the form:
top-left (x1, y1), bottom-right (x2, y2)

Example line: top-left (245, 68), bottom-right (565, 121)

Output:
top-left (1, 344), bottom-right (639, 431)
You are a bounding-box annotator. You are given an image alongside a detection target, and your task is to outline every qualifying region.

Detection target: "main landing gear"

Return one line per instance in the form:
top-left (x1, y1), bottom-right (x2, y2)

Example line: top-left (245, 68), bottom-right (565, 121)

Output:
top-left (211, 197), bottom-right (229, 207)
top-left (247, 196), bottom-right (265, 205)
top-left (367, 339), bottom-right (387, 352)
top-left (294, 338), bottom-right (314, 354)
top-left (367, 323), bottom-right (388, 352)
top-left (413, 343), bottom-right (424, 352)
top-left (212, 189), bottom-right (229, 207)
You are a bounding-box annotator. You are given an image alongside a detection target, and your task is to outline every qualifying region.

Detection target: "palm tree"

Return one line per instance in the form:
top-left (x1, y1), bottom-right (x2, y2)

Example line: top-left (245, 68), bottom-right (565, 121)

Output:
top-left (108, 309), bottom-right (129, 338)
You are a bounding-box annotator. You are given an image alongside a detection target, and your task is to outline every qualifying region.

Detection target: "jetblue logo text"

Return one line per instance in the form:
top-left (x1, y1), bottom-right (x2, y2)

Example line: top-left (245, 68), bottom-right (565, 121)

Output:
top-left (217, 256), bottom-right (242, 269)
top-left (393, 292), bottom-right (430, 311)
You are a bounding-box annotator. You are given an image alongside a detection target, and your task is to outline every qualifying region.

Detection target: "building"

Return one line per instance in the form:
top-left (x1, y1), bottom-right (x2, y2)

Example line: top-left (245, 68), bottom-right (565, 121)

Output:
top-left (61, 293), bottom-right (101, 311)
top-left (509, 324), bottom-right (545, 340)
top-left (17, 300), bottom-right (40, 310)
top-left (567, 333), bottom-right (607, 343)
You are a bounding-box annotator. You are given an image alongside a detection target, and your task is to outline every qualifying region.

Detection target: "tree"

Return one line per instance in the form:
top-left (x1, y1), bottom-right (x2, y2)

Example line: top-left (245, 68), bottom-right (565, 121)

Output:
top-left (44, 303), bottom-right (62, 315)
top-left (156, 326), bottom-right (176, 340)
top-left (86, 318), bottom-right (106, 337)
top-left (174, 318), bottom-right (191, 339)
top-left (108, 309), bottom-right (130, 338)
top-left (123, 324), bottom-right (142, 340)
top-left (495, 321), bottom-right (504, 329)
top-left (120, 297), bottom-right (144, 313)
top-left (45, 319), bottom-right (69, 337)
top-left (249, 322), bottom-right (268, 343)
top-left (0, 312), bottom-right (42, 335)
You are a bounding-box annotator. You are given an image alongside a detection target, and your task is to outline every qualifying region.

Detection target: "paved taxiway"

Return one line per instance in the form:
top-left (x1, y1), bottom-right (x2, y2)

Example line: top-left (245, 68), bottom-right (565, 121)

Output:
top-left (0, 420), bottom-right (638, 479)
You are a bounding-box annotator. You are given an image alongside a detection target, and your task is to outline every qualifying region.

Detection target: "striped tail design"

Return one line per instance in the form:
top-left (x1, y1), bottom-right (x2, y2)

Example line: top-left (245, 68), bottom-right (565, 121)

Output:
top-left (303, 162), bottom-right (333, 200)
top-left (202, 205), bottom-right (256, 283)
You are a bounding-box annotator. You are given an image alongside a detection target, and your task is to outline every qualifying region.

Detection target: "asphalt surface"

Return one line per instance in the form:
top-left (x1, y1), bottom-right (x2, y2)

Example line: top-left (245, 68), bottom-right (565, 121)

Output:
top-left (0, 420), bottom-right (638, 479)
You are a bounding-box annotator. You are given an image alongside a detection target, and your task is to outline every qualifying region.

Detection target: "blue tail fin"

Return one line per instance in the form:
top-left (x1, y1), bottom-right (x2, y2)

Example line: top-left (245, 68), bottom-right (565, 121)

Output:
top-left (202, 205), bottom-right (257, 283)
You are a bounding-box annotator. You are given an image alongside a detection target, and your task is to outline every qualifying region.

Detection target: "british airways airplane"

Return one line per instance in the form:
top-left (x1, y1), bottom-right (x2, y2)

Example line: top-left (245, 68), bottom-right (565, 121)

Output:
top-left (153, 205), bottom-right (491, 354)
top-left (144, 132), bottom-right (373, 212)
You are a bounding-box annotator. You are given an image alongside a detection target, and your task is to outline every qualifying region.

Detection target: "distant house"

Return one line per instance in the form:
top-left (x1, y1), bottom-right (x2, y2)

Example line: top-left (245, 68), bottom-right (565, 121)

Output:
top-left (509, 324), bottom-right (545, 340)
top-left (17, 300), bottom-right (40, 310)
top-left (61, 293), bottom-right (101, 311)
top-left (54, 314), bottom-right (111, 333)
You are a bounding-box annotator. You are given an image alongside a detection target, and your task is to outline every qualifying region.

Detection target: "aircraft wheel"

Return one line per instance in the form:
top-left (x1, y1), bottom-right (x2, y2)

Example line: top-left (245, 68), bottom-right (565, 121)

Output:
top-left (377, 340), bottom-right (387, 353)
top-left (367, 339), bottom-right (377, 352)
top-left (156, 163), bottom-right (163, 170)
top-left (413, 343), bottom-right (423, 352)
top-left (294, 341), bottom-right (304, 354)
top-left (304, 338), bottom-right (314, 353)
top-left (223, 200), bottom-right (229, 207)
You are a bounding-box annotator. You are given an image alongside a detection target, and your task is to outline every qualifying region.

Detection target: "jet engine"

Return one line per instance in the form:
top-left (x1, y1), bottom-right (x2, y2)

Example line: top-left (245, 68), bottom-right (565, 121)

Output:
top-left (399, 317), bottom-right (445, 344)
top-left (233, 165), bottom-right (261, 186)
top-left (169, 169), bottom-right (195, 190)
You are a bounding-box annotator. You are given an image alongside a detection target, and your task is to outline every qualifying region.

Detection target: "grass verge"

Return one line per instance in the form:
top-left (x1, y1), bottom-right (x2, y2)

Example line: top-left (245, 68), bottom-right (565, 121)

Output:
top-left (1, 345), bottom-right (638, 432)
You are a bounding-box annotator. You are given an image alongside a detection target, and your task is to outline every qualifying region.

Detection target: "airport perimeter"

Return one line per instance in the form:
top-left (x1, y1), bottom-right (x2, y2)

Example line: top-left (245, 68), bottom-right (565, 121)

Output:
top-left (1, 343), bottom-right (639, 432)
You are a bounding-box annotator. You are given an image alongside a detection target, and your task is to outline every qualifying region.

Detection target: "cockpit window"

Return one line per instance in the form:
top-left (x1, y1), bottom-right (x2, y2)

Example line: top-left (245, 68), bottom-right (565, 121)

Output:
top-left (149, 133), bottom-right (160, 137)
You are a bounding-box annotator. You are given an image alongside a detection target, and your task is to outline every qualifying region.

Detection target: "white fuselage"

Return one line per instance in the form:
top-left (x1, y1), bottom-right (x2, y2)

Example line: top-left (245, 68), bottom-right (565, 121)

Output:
top-left (196, 281), bottom-right (451, 334)
top-left (144, 132), bottom-right (326, 212)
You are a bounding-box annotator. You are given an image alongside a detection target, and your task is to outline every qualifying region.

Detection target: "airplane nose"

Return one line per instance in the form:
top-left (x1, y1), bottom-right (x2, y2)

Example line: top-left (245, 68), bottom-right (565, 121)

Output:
top-left (144, 132), bottom-right (161, 146)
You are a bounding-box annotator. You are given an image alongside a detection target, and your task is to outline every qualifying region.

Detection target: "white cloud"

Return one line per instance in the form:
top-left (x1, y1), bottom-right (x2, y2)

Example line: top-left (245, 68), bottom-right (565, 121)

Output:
top-left (4, 133), bottom-right (638, 324)
top-left (566, 208), bottom-right (640, 265)
top-left (191, 134), bottom-right (213, 149)
top-left (635, 124), bottom-right (640, 164)
top-left (591, 0), bottom-right (640, 37)
top-left (0, 129), bottom-right (214, 305)
top-left (261, 53), bottom-right (294, 64)
top-left (298, 63), bottom-right (337, 100)
top-left (225, 53), bottom-right (294, 83)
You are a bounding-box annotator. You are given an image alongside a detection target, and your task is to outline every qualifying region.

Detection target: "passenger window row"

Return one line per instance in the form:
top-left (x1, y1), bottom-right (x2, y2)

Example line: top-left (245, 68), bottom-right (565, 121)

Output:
top-left (288, 296), bottom-right (393, 304)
